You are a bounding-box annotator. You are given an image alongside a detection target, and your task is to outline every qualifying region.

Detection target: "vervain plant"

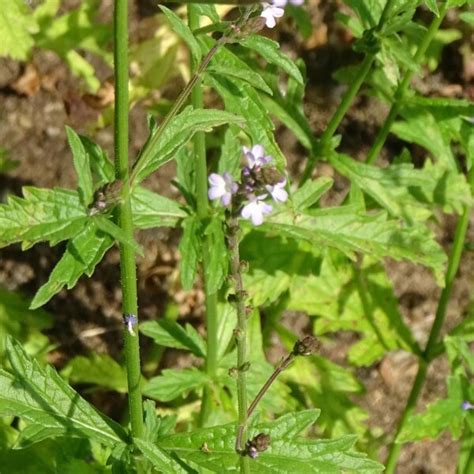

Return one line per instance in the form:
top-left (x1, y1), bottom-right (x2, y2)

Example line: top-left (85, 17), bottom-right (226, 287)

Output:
top-left (0, 0), bottom-right (473, 472)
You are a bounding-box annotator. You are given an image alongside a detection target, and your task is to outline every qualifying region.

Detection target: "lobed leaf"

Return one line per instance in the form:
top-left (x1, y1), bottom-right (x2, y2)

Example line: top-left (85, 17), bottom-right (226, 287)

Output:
top-left (263, 205), bottom-right (446, 284)
top-left (66, 126), bottom-right (94, 206)
top-left (133, 107), bottom-right (242, 183)
top-left (30, 221), bottom-right (113, 309)
top-left (61, 354), bottom-right (128, 393)
top-left (144, 368), bottom-right (209, 402)
top-left (0, 187), bottom-right (87, 249)
top-left (159, 410), bottom-right (383, 472)
top-left (131, 186), bottom-right (187, 229)
top-left (0, 337), bottom-right (128, 448)
top-left (140, 319), bottom-right (206, 358)
top-left (160, 6), bottom-right (202, 66)
top-left (241, 35), bottom-right (304, 85)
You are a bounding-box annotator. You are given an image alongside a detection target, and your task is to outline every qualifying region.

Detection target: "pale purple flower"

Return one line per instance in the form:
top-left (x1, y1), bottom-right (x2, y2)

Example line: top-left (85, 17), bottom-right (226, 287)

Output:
top-left (272, 0), bottom-right (304, 6)
top-left (461, 401), bottom-right (474, 410)
top-left (260, 3), bottom-right (284, 29)
top-left (243, 144), bottom-right (273, 169)
top-left (241, 196), bottom-right (273, 226)
top-left (208, 172), bottom-right (238, 206)
top-left (123, 314), bottom-right (138, 336)
top-left (266, 179), bottom-right (288, 203)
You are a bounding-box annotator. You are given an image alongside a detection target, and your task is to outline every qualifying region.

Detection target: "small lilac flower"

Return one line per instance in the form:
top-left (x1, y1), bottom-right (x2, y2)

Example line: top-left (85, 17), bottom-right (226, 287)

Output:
top-left (243, 144), bottom-right (273, 169)
top-left (266, 179), bottom-right (288, 203)
top-left (208, 172), bottom-right (238, 206)
top-left (461, 401), bottom-right (474, 410)
top-left (123, 314), bottom-right (138, 336)
top-left (241, 196), bottom-right (273, 226)
top-left (273, 0), bottom-right (304, 6)
top-left (260, 3), bottom-right (284, 29)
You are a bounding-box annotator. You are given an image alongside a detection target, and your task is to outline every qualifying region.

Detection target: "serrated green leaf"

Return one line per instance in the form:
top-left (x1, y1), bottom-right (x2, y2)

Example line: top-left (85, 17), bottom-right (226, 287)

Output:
top-left (131, 186), bottom-right (187, 229)
top-left (66, 127), bottom-right (94, 206)
top-left (61, 354), bottom-right (128, 393)
top-left (179, 216), bottom-right (201, 290)
top-left (241, 35), bottom-right (304, 85)
top-left (207, 41), bottom-right (272, 95)
top-left (134, 438), bottom-right (191, 474)
top-left (133, 107), bottom-right (242, 183)
top-left (159, 410), bottom-right (383, 472)
top-left (262, 205), bottom-right (446, 285)
top-left (424, 0), bottom-right (439, 15)
top-left (0, 337), bottom-right (127, 448)
top-left (0, 187), bottom-right (87, 249)
top-left (30, 221), bottom-right (113, 309)
top-left (211, 78), bottom-right (286, 169)
top-left (0, 0), bottom-right (36, 60)
top-left (329, 152), bottom-right (472, 217)
top-left (160, 6), bottom-right (201, 67)
top-left (140, 320), bottom-right (206, 358)
top-left (0, 288), bottom-right (52, 362)
top-left (292, 177), bottom-right (333, 210)
top-left (218, 126), bottom-right (242, 178)
top-left (144, 368), bottom-right (208, 402)
top-left (94, 215), bottom-right (143, 256)
top-left (393, 108), bottom-right (456, 169)
top-left (79, 135), bottom-right (115, 185)
top-left (397, 376), bottom-right (465, 442)
top-left (204, 217), bottom-right (228, 293)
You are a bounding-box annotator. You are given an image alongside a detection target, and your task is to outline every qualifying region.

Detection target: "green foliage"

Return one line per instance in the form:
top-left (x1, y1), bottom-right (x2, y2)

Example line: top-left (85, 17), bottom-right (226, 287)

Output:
top-left (0, 0), bottom-right (36, 60)
top-left (61, 354), bottom-right (128, 393)
top-left (0, 188), bottom-right (87, 249)
top-left (144, 368), bottom-right (209, 402)
top-left (159, 410), bottom-right (383, 472)
top-left (30, 221), bottom-right (114, 309)
top-left (0, 337), bottom-right (127, 448)
top-left (140, 320), bottom-right (206, 358)
top-left (133, 107), bottom-right (243, 183)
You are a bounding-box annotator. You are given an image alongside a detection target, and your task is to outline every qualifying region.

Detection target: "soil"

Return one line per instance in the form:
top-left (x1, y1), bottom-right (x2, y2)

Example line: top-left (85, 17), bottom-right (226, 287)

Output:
top-left (0, 1), bottom-right (473, 473)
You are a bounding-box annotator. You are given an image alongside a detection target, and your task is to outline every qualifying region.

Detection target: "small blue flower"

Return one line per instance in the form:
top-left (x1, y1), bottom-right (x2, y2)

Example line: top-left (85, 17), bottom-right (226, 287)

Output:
top-left (241, 195), bottom-right (273, 226)
top-left (208, 172), bottom-right (238, 206)
top-left (461, 401), bottom-right (474, 410)
top-left (123, 314), bottom-right (138, 336)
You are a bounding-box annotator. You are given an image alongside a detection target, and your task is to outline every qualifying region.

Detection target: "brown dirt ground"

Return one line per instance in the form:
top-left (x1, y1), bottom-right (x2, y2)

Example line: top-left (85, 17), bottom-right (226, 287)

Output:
top-left (0, 1), bottom-right (473, 472)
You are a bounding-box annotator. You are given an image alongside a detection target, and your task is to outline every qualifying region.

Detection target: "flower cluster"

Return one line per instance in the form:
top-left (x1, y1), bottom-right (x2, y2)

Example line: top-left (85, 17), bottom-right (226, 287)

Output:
top-left (260, 0), bottom-right (304, 29)
top-left (208, 144), bottom-right (288, 226)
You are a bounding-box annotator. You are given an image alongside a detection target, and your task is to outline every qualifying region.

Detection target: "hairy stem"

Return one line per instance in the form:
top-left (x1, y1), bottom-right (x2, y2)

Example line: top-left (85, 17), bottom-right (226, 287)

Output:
top-left (114, 0), bottom-right (144, 438)
top-left (366, 2), bottom-right (448, 165)
top-left (187, 5), bottom-right (220, 427)
top-left (227, 216), bottom-right (250, 473)
top-left (300, 0), bottom-right (396, 184)
top-left (385, 202), bottom-right (471, 473)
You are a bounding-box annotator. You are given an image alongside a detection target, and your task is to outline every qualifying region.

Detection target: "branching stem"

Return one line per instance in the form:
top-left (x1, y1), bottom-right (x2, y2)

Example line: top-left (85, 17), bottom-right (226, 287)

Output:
top-left (366, 2), bottom-right (449, 164)
top-left (300, 0), bottom-right (397, 184)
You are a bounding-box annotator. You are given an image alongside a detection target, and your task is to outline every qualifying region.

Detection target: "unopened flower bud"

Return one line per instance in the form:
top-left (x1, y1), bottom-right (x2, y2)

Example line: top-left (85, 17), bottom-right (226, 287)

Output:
top-left (293, 336), bottom-right (320, 356)
top-left (245, 433), bottom-right (271, 459)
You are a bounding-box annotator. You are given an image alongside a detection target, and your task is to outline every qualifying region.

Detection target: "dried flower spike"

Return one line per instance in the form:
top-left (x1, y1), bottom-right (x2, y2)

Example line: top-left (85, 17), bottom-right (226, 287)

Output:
top-left (245, 433), bottom-right (271, 458)
top-left (293, 335), bottom-right (320, 356)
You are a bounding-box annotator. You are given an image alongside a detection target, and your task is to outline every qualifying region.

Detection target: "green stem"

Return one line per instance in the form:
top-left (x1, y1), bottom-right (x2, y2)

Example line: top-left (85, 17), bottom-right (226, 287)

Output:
top-left (114, 0), bottom-right (144, 438)
top-left (187, 5), bottom-right (220, 427)
top-left (130, 39), bottom-right (225, 187)
top-left (385, 203), bottom-right (471, 473)
top-left (300, 0), bottom-right (396, 185)
top-left (366, 2), bottom-right (448, 165)
top-left (227, 216), bottom-right (250, 473)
